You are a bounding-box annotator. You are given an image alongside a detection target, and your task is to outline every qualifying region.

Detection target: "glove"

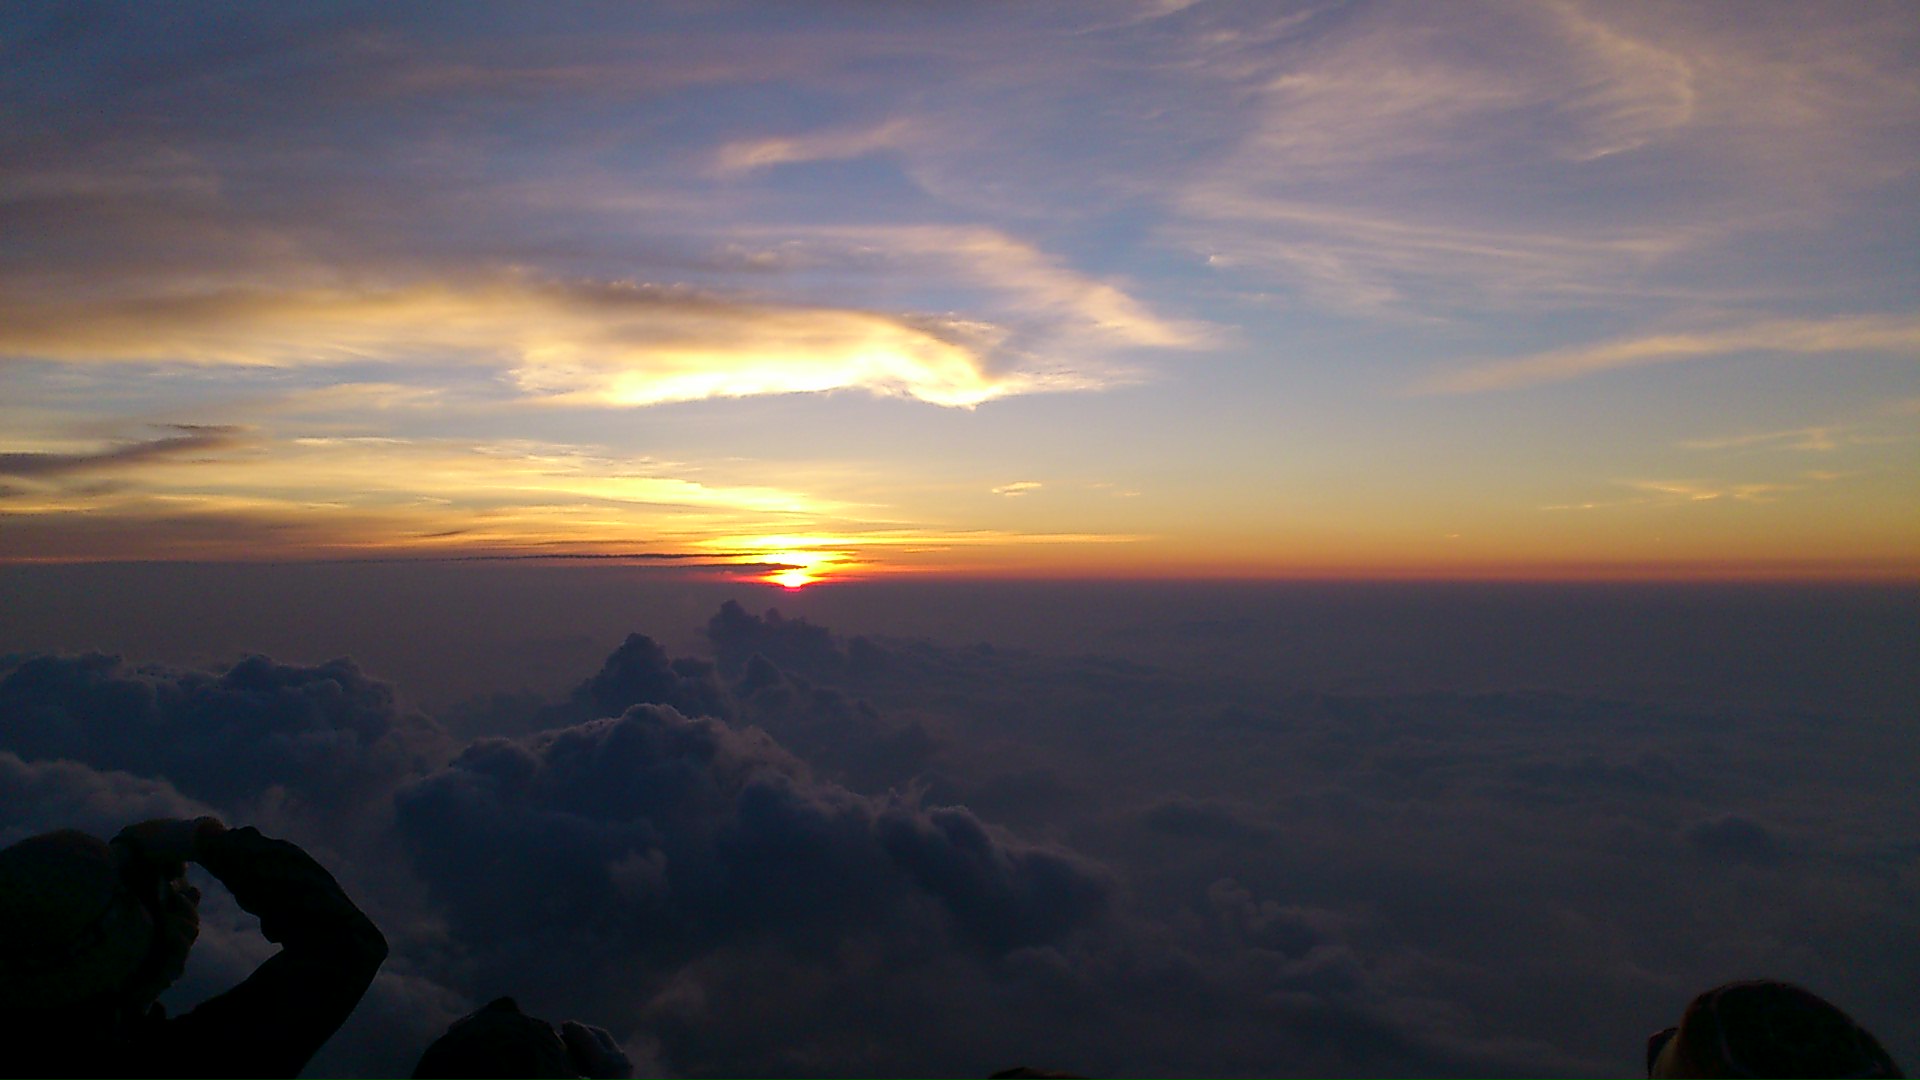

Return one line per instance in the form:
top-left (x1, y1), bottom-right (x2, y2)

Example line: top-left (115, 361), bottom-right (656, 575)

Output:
top-left (111, 816), bottom-right (227, 878)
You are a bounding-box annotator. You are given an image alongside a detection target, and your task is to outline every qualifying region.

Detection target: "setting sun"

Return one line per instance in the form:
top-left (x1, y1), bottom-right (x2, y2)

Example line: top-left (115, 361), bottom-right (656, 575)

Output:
top-left (752, 546), bottom-right (848, 589)
top-left (765, 567), bottom-right (818, 589)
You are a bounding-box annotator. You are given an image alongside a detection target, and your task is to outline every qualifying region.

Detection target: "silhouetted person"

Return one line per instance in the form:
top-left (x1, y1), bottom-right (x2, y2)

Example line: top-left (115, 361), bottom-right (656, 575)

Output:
top-left (413, 996), bottom-right (631, 1078)
top-left (0, 817), bottom-right (387, 1077)
top-left (1648, 979), bottom-right (1902, 1078)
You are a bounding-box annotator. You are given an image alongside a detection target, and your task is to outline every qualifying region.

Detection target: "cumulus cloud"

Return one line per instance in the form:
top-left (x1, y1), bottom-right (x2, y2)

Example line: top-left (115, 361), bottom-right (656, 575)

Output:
top-left (707, 599), bottom-right (856, 677)
top-left (1682, 813), bottom-right (1780, 865)
top-left (567, 632), bottom-right (734, 723)
top-left (0, 652), bottom-right (440, 822)
top-left (0, 751), bottom-right (213, 847)
top-left (732, 652), bottom-right (935, 794)
top-left (392, 704), bottom-right (1111, 1008)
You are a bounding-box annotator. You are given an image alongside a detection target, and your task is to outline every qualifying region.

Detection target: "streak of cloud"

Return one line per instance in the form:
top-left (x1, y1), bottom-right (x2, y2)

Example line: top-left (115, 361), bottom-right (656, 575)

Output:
top-left (1181, 199), bottom-right (1691, 314)
top-left (0, 425), bottom-right (246, 478)
top-left (712, 119), bottom-right (913, 175)
top-left (731, 225), bottom-right (1209, 351)
top-left (1680, 427), bottom-right (1844, 453)
top-left (1413, 314), bottom-right (1920, 395)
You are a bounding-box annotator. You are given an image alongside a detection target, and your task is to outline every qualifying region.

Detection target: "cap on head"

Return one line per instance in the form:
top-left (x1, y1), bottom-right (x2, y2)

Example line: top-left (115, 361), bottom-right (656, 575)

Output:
top-left (0, 830), bottom-right (155, 1010)
top-left (1658, 980), bottom-right (1904, 1078)
top-left (413, 997), bottom-right (580, 1079)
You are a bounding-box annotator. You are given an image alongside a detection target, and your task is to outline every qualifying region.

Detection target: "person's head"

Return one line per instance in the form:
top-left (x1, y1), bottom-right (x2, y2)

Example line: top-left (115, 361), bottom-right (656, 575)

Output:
top-left (413, 997), bottom-right (632, 1079)
top-left (1648, 980), bottom-right (1903, 1078)
top-left (414, 997), bottom-right (576, 1078)
top-left (0, 829), bottom-right (200, 1015)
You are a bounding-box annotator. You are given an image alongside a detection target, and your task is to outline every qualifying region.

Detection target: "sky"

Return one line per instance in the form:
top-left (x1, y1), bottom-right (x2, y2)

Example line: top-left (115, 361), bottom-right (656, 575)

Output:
top-left (3, 1), bottom-right (1917, 583)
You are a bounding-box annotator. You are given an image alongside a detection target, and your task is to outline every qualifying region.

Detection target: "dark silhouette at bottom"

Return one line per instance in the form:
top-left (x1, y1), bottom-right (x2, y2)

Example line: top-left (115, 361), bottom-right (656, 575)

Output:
top-left (413, 996), bottom-right (632, 1078)
top-left (0, 817), bottom-right (387, 1078)
top-left (1648, 979), bottom-right (1903, 1078)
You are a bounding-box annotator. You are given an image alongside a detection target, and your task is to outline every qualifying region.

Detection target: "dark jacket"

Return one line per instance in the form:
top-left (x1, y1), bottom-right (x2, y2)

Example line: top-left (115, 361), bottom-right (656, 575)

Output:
top-left (3, 827), bottom-right (388, 1078)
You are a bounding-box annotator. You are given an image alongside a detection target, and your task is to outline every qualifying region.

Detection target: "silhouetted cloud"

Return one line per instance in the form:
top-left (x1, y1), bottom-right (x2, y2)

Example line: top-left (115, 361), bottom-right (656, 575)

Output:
top-left (733, 653), bottom-right (934, 794)
top-left (570, 632), bottom-right (733, 722)
top-left (395, 704), bottom-right (1108, 960)
top-left (0, 652), bottom-right (440, 820)
top-left (707, 599), bottom-right (853, 676)
top-left (1682, 813), bottom-right (1780, 865)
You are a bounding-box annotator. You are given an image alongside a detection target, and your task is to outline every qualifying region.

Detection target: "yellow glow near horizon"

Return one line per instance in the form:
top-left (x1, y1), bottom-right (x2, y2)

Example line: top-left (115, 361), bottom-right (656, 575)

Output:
top-left (747, 546), bottom-right (852, 589)
top-left (766, 566), bottom-right (821, 589)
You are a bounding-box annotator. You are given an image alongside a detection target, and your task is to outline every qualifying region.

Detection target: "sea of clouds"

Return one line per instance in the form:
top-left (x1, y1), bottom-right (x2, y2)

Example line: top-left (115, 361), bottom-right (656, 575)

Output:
top-left (3, 588), bottom-right (1915, 1076)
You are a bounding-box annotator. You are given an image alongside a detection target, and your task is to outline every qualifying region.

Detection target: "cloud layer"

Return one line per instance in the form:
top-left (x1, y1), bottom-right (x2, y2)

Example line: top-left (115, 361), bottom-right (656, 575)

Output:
top-left (6, 584), bottom-right (1911, 1076)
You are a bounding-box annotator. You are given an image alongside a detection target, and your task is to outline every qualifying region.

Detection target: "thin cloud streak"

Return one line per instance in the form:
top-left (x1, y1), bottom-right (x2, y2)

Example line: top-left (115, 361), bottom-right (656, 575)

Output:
top-left (0, 425), bottom-right (247, 478)
top-left (1179, 197), bottom-right (1694, 314)
top-left (729, 224), bottom-right (1209, 350)
top-left (712, 118), bottom-right (914, 175)
top-left (1680, 427), bottom-right (1843, 453)
top-left (1413, 314), bottom-right (1920, 395)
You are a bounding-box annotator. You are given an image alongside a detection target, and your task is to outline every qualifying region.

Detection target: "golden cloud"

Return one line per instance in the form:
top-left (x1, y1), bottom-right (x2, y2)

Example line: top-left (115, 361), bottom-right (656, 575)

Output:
top-left (0, 277), bottom-right (1105, 408)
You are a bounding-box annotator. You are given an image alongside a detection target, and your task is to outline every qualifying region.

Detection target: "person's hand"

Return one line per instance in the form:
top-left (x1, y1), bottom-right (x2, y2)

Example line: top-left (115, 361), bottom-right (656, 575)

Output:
top-left (111, 816), bottom-right (226, 876)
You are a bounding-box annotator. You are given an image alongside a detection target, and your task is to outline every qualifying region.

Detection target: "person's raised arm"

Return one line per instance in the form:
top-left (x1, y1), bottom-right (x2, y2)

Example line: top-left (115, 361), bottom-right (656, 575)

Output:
top-left (115, 820), bottom-right (388, 1078)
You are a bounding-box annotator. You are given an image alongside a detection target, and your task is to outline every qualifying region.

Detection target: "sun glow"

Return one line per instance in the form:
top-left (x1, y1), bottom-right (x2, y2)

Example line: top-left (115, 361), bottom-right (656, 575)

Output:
top-left (767, 567), bottom-right (820, 589)
top-left (755, 547), bottom-right (846, 589)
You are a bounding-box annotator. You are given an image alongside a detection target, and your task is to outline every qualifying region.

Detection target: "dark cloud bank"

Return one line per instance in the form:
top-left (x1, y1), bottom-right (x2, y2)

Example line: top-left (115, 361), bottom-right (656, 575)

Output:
top-left (3, 592), bottom-right (1916, 1077)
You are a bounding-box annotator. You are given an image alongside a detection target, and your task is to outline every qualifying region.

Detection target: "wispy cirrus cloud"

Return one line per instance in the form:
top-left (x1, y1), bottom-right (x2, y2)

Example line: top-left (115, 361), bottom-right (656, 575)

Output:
top-left (712, 119), bottom-right (913, 175)
top-left (1619, 478), bottom-right (1794, 504)
top-left (724, 225), bottom-right (1209, 351)
top-left (1541, 470), bottom-right (1853, 512)
top-left (1413, 314), bottom-right (1920, 395)
top-left (1167, 3), bottom-right (1707, 312)
top-left (1679, 426), bottom-right (1845, 453)
top-left (1179, 198), bottom-right (1694, 313)
top-left (1171, 2), bottom-right (1918, 315)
